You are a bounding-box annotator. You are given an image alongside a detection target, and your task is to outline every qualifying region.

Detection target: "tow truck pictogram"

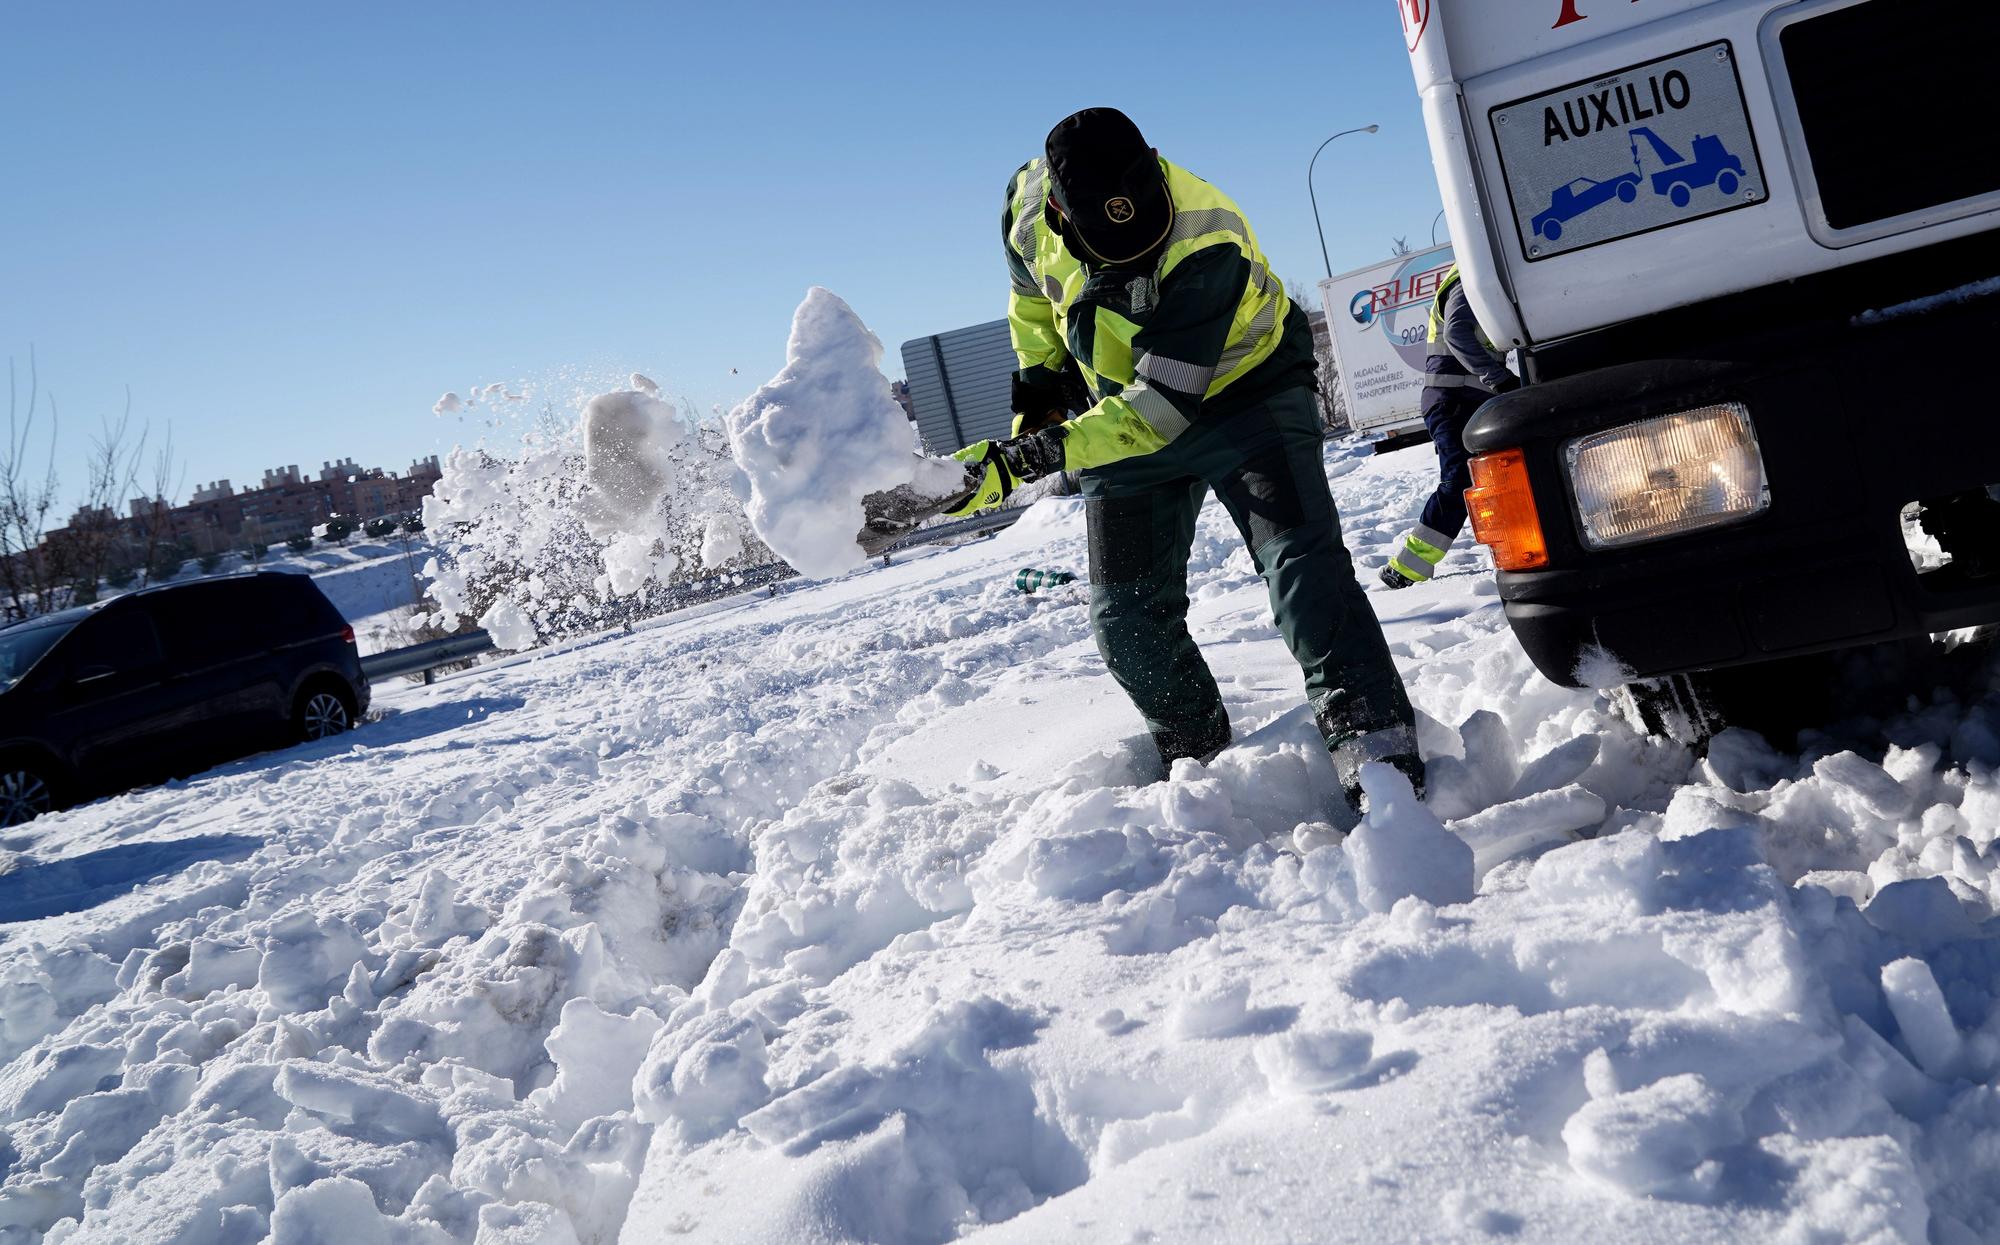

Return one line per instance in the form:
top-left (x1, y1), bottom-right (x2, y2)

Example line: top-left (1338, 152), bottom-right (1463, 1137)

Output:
top-left (1627, 126), bottom-right (1746, 208)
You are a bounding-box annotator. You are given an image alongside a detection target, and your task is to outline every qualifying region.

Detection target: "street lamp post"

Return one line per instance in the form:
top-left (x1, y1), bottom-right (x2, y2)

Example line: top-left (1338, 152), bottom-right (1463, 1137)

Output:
top-left (1309, 124), bottom-right (1380, 280)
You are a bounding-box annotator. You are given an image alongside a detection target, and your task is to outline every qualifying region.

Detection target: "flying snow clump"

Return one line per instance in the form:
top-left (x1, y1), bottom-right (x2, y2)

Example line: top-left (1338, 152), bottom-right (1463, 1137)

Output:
top-left (726, 287), bottom-right (961, 579)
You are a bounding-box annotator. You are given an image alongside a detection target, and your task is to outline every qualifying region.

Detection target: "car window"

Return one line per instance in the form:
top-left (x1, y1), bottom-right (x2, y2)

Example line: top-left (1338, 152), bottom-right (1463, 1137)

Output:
top-left (61, 609), bottom-right (164, 678)
top-left (253, 576), bottom-right (338, 642)
top-left (0, 621), bottom-right (75, 691)
top-left (147, 583), bottom-right (262, 666)
top-left (276, 576), bottom-right (338, 628)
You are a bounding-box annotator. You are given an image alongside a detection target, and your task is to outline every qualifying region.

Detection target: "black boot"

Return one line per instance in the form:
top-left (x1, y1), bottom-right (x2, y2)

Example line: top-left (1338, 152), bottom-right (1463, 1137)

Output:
top-left (1379, 563), bottom-right (1421, 590)
top-left (1316, 699), bottom-right (1424, 814)
top-left (1152, 706), bottom-right (1232, 770)
top-left (1329, 726), bottom-right (1425, 812)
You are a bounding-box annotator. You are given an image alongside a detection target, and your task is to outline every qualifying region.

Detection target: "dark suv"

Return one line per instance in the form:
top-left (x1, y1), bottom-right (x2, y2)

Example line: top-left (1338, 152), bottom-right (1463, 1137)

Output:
top-left (0, 573), bottom-right (370, 826)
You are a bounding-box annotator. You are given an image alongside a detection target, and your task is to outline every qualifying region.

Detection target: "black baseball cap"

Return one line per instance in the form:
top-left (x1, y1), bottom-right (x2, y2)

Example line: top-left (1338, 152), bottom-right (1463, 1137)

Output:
top-left (1044, 107), bottom-right (1173, 266)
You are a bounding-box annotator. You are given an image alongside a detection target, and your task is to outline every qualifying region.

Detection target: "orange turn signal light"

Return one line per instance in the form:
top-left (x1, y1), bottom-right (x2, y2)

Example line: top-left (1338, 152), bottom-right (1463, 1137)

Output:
top-left (1465, 448), bottom-right (1549, 571)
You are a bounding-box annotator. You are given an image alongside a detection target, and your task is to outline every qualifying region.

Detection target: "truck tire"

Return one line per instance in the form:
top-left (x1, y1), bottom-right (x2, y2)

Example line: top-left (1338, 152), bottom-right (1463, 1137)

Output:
top-left (1717, 170), bottom-right (1740, 197)
top-left (1669, 183), bottom-right (1692, 209)
top-left (1613, 674), bottom-right (1728, 749)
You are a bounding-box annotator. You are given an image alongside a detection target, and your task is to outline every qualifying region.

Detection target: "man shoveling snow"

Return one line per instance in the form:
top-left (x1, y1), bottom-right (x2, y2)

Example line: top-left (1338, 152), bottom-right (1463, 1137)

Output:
top-left (939, 108), bottom-right (1421, 812)
top-left (721, 113), bottom-right (1420, 816)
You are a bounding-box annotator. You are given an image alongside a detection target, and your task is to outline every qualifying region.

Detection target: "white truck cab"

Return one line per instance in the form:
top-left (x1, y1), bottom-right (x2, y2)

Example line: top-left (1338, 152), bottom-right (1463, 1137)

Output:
top-left (1406, 0), bottom-right (2000, 688)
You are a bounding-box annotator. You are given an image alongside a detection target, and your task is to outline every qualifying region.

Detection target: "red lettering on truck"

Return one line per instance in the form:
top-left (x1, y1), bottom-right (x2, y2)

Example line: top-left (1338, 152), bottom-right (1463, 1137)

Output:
top-left (1401, 0), bottom-right (1430, 50)
top-left (1365, 264), bottom-right (1452, 318)
top-left (1555, 0), bottom-right (1641, 29)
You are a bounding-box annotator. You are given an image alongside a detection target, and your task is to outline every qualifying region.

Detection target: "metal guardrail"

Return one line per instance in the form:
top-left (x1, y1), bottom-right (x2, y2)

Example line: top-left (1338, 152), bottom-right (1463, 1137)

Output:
top-left (361, 629), bottom-right (495, 684)
top-left (359, 507), bottom-right (1030, 685)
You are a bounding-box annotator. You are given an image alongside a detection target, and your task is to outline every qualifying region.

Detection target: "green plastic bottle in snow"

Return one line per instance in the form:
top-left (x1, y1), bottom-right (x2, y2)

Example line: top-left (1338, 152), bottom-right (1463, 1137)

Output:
top-left (1014, 567), bottom-right (1077, 594)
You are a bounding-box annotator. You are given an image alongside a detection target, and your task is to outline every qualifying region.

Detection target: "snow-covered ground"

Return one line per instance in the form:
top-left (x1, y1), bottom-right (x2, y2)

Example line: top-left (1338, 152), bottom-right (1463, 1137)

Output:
top-left (2, 440), bottom-right (1997, 1244)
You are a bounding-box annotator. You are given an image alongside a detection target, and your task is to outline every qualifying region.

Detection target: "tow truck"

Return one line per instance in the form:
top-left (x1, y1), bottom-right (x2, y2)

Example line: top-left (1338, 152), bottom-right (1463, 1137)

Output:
top-left (1404, 0), bottom-right (2000, 726)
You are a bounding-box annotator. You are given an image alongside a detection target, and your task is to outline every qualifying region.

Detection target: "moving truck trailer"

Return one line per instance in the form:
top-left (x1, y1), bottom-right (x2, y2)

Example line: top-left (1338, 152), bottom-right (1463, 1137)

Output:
top-left (1319, 243), bottom-right (1456, 446)
top-left (1406, 0), bottom-right (2000, 689)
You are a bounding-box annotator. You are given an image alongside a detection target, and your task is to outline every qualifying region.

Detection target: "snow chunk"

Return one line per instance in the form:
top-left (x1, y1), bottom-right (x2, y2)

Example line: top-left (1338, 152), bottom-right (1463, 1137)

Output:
top-left (1346, 763), bottom-right (1474, 912)
top-left (1864, 876), bottom-right (1981, 946)
top-left (1562, 1073), bottom-right (1744, 1201)
top-left (479, 598), bottom-right (538, 652)
top-left (1254, 1028), bottom-right (1375, 1093)
top-left (580, 390), bottom-right (684, 539)
top-left (268, 1176), bottom-right (420, 1244)
top-left (1881, 957), bottom-right (1961, 1078)
top-left (698, 512), bottom-right (745, 570)
top-left (725, 287), bottom-right (961, 579)
top-left (633, 1011), bottom-right (769, 1145)
top-left (528, 998), bottom-right (664, 1136)
top-left (1452, 783), bottom-right (1606, 880)
top-left (1168, 974), bottom-right (1256, 1039)
top-left (433, 392), bottom-right (464, 416)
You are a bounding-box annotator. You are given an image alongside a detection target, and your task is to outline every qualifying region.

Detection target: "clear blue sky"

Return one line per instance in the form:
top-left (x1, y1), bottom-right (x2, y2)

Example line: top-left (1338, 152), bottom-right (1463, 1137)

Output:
top-left (1, 0), bottom-right (1444, 516)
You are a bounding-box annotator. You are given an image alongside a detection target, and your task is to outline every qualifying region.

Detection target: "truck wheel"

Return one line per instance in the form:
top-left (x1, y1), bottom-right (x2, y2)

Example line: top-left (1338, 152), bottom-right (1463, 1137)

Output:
top-left (1669, 183), bottom-right (1692, 209)
top-left (1717, 170), bottom-right (1740, 196)
top-left (1613, 674), bottom-right (1727, 749)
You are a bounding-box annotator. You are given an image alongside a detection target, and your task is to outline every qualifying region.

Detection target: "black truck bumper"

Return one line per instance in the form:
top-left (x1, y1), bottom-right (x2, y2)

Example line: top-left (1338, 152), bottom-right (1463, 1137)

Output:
top-left (1465, 280), bottom-right (2000, 688)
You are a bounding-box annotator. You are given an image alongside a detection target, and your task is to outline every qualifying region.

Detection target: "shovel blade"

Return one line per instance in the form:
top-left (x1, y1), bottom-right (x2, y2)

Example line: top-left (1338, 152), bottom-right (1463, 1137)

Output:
top-left (855, 461), bottom-right (980, 556)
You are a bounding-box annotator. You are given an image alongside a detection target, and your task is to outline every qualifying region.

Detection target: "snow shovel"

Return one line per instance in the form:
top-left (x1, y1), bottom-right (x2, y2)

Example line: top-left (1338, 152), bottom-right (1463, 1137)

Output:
top-left (855, 459), bottom-right (983, 557)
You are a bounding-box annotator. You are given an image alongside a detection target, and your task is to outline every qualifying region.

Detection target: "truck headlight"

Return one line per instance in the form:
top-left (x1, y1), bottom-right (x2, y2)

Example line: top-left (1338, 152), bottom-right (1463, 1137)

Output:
top-left (1565, 403), bottom-right (1771, 549)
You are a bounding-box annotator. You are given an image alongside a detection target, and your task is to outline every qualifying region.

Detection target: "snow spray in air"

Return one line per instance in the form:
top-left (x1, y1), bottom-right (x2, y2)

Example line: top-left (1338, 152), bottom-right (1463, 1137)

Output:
top-left (422, 374), bottom-right (770, 651)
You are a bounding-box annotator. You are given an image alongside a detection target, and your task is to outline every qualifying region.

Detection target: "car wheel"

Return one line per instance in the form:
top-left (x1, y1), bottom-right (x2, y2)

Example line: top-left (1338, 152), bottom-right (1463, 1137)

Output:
top-left (1617, 180), bottom-right (1638, 203)
top-left (0, 762), bottom-right (56, 828)
top-left (1541, 218), bottom-right (1562, 241)
top-left (1717, 170), bottom-right (1740, 196)
top-left (297, 687), bottom-right (354, 741)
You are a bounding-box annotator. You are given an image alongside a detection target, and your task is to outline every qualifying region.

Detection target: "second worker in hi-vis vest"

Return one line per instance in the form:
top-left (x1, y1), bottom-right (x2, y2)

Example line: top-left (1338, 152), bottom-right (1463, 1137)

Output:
top-left (1381, 264), bottom-right (1522, 590)
top-left (943, 107), bottom-right (1421, 811)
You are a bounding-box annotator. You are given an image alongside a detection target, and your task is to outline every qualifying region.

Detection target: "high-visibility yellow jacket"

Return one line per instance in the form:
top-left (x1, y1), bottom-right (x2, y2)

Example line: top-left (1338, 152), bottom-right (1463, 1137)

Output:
top-left (1424, 264), bottom-right (1511, 394)
top-left (1002, 156), bottom-right (1315, 472)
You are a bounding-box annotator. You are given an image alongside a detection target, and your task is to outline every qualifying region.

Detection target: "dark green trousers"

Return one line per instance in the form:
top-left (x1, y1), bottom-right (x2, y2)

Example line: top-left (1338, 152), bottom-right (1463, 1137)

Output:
top-left (1080, 384), bottom-right (1413, 762)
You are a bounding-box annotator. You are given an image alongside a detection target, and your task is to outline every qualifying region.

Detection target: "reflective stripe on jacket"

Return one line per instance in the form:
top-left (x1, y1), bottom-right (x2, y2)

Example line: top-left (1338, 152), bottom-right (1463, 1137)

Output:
top-left (1424, 264), bottom-right (1511, 394)
top-left (1002, 156), bottom-right (1305, 472)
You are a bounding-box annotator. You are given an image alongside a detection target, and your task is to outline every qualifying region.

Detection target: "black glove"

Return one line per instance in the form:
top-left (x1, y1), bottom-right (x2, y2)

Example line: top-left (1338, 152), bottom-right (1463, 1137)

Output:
top-left (1011, 371), bottom-right (1069, 436)
top-left (999, 425), bottom-right (1068, 480)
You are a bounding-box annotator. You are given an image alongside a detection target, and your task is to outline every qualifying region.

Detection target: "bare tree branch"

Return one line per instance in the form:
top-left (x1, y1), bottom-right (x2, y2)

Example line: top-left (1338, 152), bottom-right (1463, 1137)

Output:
top-left (1, 349), bottom-right (64, 619)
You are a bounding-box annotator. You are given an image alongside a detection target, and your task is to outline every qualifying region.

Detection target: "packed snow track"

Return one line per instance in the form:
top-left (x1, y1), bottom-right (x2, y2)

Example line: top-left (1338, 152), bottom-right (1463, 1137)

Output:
top-left (3, 442), bottom-right (1998, 1244)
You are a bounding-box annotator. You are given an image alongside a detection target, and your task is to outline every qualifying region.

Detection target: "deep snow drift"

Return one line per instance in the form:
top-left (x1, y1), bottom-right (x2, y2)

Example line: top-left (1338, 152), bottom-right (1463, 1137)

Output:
top-left (2, 439), bottom-right (1997, 1244)
top-left (725, 288), bottom-right (966, 579)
